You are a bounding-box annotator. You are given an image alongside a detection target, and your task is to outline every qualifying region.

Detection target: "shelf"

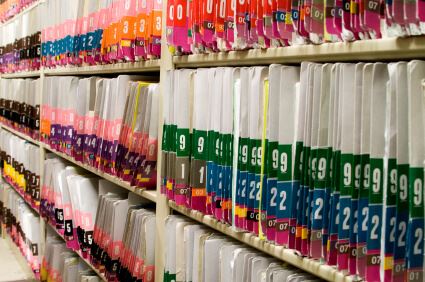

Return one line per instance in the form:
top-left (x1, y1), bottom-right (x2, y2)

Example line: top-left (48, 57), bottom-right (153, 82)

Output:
top-left (0, 124), bottom-right (41, 146)
top-left (168, 200), bottom-right (353, 282)
top-left (1, 70), bottom-right (41, 79)
top-left (43, 60), bottom-right (161, 76)
top-left (0, 0), bottom-right (45, 27)
top-left (0, 124), bottom-right (157, 203)
top-left (44, 222), bottom-right (107, 282)
top-left (42, 146), bottom-right (157, 203)
top-left (1, 176), bottom-right (40, 216)
top-left (173, 36), bottom-right (425, 68)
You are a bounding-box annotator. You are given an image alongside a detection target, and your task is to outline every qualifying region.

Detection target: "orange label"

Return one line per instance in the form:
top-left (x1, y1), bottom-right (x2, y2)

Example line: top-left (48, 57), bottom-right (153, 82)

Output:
top-left (119, 16), bottom-right (137, 40)
top-left (136, 13), bottom-right (148, 38)
top-left (151, 10), bottom-right (162, 36)
top-left (192, 188), bottom-right (206, 197)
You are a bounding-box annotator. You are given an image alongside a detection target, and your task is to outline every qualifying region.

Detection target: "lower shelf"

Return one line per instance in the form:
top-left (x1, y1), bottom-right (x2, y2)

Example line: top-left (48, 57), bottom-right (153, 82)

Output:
top-left (168, 200), bottom-right (354, 282)
top-left (44, 222), bottom-right (107, 282)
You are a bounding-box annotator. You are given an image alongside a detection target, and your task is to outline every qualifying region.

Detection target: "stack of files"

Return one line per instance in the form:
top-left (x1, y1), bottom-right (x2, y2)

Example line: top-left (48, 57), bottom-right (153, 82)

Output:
top-left (40, 0), bottom-right (162, 69)
top-left (41, 231), bottom-right (102, 282)
top-left (0, 0), bottom-right (42, 73)
top-left (0, 0), bottom-right (38, 23)
top-left (0, 128), bottom-right (41, 210)
top-left (0, 78), bottom-right (41, 139)
top-left (41, 156), bottom-right (103, 254)
top-left (164, 215), bottom-right (320, 282)
top-left (0, 182), bottom-right (41, 279)
top-left (166, 0), bottom-right (425, 54)
top-left (90, 191), bottom-right (156, 281)
top-left (40, 75), bottom-right (159, 190)
top-left (40, 157), bottom-right (157, 282)
top-left (162, 61), bottom-right (425, 281)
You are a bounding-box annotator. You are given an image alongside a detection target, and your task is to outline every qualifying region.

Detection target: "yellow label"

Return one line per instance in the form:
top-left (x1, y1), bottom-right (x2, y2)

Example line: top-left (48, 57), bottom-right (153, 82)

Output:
top-left (302, 228), bottom-right (308, 239)
top-left (384, 256), bottom-right (394, 270)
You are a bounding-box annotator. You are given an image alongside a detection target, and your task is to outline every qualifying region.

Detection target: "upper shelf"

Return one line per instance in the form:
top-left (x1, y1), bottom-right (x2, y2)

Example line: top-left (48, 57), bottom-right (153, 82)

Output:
top-left (1, 70), bottom-right (41, 79)
top-left (173, 36), bottom-right (425, 68)
top-left (43, 60), bottom-right (161, 76)
top-left (0, 0), bottom-right (44, 27)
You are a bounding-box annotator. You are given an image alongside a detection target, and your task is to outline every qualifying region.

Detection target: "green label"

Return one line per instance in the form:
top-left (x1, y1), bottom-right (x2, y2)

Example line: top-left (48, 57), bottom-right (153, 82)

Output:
top-left (294, 142), bottom-right (303, 181)
top-left (176, 128), bottom-right (191, 157)
top-left (277, 144), bottom-right (293, 182)
top-left (309, 148), bottom-right (318, 189)
top-left (386, 158), bottom-right (397, 206)
top-left (222, 133), bottom-right (232, 166)
top-left (369, 158), bottom-right (384, 204)
top-left (248, 139), bottom-right (261, 174)
top-left (207, 130), bottom-right (217, 162)
top-left (162, 124), bottom-right (169, 151)
top-left (267, 141), bottom-right (278, 178)
top-left (332, 150), bottom-right (341, 192)
top-left (301, 146), bottom-right (311, 186)
top-left (239, 137), bottom-right (249, 170)
top-left (351, 154), bottom-right (361, 199)
top-left (192, 129), bottom-right (208, 160)
top-left (359, 154), bottom-right (370, 198)
top-left (314, 147), bottom-right (331, 189)
top-left (396, 164), bottom-right (409, 210)
top-left (340, 153), bottom-right (354, 196)
top-left (409, 167), bottom-right (424, 218)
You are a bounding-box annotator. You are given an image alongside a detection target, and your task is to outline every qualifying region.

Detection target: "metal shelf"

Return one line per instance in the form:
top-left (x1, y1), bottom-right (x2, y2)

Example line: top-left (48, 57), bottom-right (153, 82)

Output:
top-left (0, 124), bottom-right (157, 203)
top-left (2, 175), bottom-right (40, 216)
top-left (1, 70), bottom-right (41, 79)
top-left (168, 200), bottom-right (353, 282)
top-left (44, 221), bottom-right (107, 282)
top-left (173, 36), bottom-right (425, 68)
top-left (0, 124), bottom-right (41, 146)
top-left (43, 60), bottom-right (161, 76)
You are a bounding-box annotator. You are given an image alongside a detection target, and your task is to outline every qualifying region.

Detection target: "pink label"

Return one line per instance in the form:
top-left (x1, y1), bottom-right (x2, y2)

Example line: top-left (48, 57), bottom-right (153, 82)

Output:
top-left (112, 119), bottom-right (123, 140)
top-left (84, 116), bottom-right (95, 135)
top-left (63, 204), bottom-right (72, 219)
top-left (337, 239), bottom-right (349, 271)
top-left (104, 119), bottom-right (112, 141)
top-left (112, 241), bottom-right (123, 259)
top-left (82, 212), bottom-right (93, 230)
top-left (366, 250), bottom-right (380, 281)
top-left (75, 114), bottom-right (85, 132)
top-left (143, 265), bottom-right (155, 282)
top-left (146, 138), bottom-right (158, 161)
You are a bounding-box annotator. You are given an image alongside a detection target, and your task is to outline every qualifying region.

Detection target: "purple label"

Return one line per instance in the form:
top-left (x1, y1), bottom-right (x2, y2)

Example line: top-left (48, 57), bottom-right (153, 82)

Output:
top-left (73, 133), bottom-right (85, 162)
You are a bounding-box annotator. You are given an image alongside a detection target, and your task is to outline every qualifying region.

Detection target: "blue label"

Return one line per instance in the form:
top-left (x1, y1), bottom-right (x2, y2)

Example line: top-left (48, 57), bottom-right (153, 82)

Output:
top-left (276, 11), bottom-right (285, 22)
top-left (86, 32), bottom-right (96, 50)
top-left (329, 192), bottom-right (340, 234)
top-left (311, 189), bottom-right (326, 230)
top-left (247, 172), bottom-right (256, 214)
top-left (406, 218), bottom-right (424, 269)
top-left (349, 199), bottom-right (359, 244)
top-left (393, 210), bottom-right (409, 260)
top-left (357, 197), bottom-right (369, 244)
top-left (367, 204), bottom-right (383, 251)
top-left (296, 184), bottom-right (305, 227)
top-left (79, 33), bottom-right (87, 53)
top-left (266, 178), bottom-right (277, 218)
top-left (206, 161), bottom-right (216, 195)
top-left (384, 206), bottom-right (396, 254)
top-left (338, 196), bottom-right (352, 239)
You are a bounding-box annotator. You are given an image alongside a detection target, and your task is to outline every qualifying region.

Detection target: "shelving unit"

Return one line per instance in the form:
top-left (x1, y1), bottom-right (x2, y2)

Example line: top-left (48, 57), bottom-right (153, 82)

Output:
top-left (1, 5), bottom-right (425, 280)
